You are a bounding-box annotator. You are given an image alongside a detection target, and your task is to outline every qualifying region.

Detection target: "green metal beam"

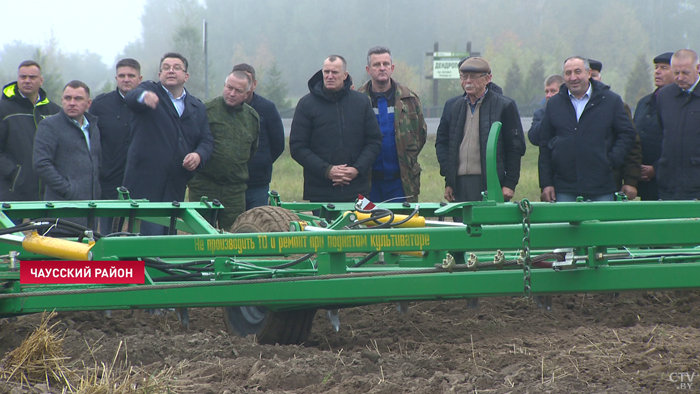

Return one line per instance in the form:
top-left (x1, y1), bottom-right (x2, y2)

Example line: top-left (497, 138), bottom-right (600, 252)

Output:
top-left (2, 262), bottom-right (699, 315)
top-left (463, 200), bottom-right (700, 225)
top-left (91, 218), bottom-right (700, 259)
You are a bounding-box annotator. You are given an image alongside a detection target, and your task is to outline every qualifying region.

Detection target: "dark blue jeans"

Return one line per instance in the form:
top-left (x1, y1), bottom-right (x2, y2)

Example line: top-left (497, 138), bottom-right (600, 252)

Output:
top-left (245, 185), bottom-right (269, 210)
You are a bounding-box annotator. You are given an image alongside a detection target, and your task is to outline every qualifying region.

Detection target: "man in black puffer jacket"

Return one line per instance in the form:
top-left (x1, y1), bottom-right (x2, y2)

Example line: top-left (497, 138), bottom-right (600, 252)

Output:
top-left (0, 60), bottom-right (60, 201)
top-left (290, 55), bottom-right (382, 202)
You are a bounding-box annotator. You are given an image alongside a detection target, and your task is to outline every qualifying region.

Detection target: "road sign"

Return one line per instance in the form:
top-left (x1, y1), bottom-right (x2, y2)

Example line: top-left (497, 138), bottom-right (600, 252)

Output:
top-left (432, 52), bottom-right (470, 79)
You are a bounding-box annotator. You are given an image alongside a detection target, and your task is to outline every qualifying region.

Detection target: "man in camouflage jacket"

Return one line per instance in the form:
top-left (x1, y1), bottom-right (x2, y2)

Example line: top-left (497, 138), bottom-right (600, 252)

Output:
top-left (188, 71), bottom-right (259, 230)
top-left (357, 46), bottom-right (427, 203)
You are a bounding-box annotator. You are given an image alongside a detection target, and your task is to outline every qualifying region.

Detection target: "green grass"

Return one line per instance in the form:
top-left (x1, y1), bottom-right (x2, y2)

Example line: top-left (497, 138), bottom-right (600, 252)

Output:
top-left (270, 136), bottom-right (540, 203)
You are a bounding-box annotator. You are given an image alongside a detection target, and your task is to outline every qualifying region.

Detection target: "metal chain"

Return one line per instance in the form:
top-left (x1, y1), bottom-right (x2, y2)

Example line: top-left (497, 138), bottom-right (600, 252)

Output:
top-left (519, 199), bottom-right (533, 298)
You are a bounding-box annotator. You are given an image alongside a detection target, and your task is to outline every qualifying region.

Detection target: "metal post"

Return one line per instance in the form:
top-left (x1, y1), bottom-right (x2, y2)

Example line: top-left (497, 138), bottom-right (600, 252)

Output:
top-left (433, 42), bottom-right (439, 107)
top-left (203, 19), bottom-right (208, 100)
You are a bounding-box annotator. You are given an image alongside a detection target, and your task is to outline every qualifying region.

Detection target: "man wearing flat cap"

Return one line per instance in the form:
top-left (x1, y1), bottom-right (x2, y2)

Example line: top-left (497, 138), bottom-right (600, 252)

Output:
top-left (538, 56), bottom-right (636, 202)
top-left (634, 52), bottom-right (675, 200)
top-left (436, 57), bottom-right (504, 172)
top-left (436, 56), bottom-right (526, 204)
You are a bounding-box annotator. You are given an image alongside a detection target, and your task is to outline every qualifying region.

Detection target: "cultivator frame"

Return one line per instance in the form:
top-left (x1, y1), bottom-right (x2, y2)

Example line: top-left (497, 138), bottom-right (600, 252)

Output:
top-left (2, 122), bottom-right (700, 344)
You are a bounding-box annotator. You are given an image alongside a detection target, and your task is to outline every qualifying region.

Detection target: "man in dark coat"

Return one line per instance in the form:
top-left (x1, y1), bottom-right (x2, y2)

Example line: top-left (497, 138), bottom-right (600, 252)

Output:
top-left (89, 58), bottom-right (142, 233)
top-left (0, 60), bottom-right (60, 201)
top-left (527, 74), bottom-right (565, 146)
top-left (588, 59), bottom-right (643, 200)
top-left (435, 57), bottom-right (526, 204)
top-left (436, 57), bottom-right (504, 160)
top-left (633, 52), bottom-right (675, 201)
top-left (290, 55), bottom-right (382, 202)
top-left (33, 81), bottom-right (100, 233)
top-left (656, 49), bottom-right (700, 200)
top-left (232, 63), bottom-right (285, 210)
top-left (538, 56), bottom-right (636, 202)
top-left (123, 52), bottom-right (214, 235)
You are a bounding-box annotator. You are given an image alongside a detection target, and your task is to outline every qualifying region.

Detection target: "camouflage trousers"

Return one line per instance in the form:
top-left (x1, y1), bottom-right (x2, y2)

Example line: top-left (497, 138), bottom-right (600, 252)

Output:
top-left (188, 180), bottom-right (246, 231)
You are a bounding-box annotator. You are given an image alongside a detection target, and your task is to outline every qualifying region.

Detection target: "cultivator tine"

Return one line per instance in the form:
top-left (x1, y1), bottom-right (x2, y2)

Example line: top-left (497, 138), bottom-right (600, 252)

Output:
top-left (534, 295), bottom-right (553, 311)
top-left (327, 309), bottom-right (340, 332)
top-left (176, 307), bottom-right (189, 329)
top-left (396, 301), bottom-right (409, 315)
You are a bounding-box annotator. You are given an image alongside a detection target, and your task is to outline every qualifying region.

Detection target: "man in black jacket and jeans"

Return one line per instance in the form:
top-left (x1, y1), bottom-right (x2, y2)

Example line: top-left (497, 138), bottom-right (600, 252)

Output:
top-left (89, 58), bottom-right (142, 233)
top-left (538, 56), bottom-right (636, 202)
top-left (0, 60), bottom-right (60, 202)
top-left (290, 55), bottom-right (382, 202)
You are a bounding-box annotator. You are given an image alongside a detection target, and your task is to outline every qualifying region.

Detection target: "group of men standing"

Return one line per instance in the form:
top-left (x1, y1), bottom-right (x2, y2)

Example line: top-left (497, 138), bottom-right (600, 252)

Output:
top-left (531, 50), bottom-right (700, 203)
top-left (0, 52), bottom-right (285, 235)
top-left (2, 47), bottom-right (700, 235)
top-left (289, 46), bottom-right (427, 204)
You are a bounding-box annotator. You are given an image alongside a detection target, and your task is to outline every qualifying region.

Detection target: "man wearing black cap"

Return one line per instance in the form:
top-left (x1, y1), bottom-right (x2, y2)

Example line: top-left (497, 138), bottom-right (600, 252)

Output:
top-left (655, 49), bottom-right (700, 200)
top-left (589, 59), bottom-right (603, 81)
top-left (436, 57), bottom-right (525, 204)
top-left (539, 56), bottom-right (636, 202)
top-left (634, 52), bottom-right (675, 200)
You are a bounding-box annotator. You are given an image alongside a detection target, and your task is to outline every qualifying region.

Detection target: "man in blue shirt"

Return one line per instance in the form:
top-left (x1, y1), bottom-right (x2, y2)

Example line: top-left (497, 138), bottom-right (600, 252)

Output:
top-left (123, 53), bottom-right (214, 235)
top-left (538, 56), bottom-right (636, 202)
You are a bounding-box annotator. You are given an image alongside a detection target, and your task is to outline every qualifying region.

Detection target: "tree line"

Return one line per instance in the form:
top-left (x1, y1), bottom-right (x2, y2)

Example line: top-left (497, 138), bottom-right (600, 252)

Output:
top-left (1, 0), bottom-right (696, 113)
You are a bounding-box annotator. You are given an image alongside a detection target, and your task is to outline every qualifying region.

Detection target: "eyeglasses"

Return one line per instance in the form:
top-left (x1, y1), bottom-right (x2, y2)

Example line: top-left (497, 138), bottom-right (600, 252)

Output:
top-left (161, 65), bottom-right (185, 72)
top-left (460, 73), bottom-right (488, 81)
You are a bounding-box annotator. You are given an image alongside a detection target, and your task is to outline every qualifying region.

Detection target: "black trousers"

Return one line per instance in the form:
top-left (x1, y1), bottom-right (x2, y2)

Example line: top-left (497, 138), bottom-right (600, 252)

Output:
top-left (454, 175), bottom-right (484, 202)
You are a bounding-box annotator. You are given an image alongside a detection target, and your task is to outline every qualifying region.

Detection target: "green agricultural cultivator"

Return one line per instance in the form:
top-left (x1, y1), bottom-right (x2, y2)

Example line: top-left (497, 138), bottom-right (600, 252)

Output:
top-left (2, 123), bottom-right (700, 345)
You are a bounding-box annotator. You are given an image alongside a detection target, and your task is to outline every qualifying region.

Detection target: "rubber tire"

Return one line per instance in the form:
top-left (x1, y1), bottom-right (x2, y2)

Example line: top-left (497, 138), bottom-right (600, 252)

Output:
top-left (222, 206), bottom-right (317, 345)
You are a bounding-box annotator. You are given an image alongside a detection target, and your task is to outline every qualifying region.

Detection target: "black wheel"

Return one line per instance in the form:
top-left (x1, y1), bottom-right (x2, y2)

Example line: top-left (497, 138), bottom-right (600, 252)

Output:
top-left (223, 206), bottom-right (316, 345)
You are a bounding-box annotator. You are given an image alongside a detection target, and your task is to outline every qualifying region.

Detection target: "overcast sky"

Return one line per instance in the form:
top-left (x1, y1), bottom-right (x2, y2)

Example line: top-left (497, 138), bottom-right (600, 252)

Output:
top-left (0, 0), bottom-right (146, 65)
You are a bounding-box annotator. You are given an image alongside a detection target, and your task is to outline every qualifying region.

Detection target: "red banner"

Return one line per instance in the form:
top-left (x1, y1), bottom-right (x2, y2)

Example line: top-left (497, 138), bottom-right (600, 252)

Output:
top-left (21, 261), bottom-right (145, 284)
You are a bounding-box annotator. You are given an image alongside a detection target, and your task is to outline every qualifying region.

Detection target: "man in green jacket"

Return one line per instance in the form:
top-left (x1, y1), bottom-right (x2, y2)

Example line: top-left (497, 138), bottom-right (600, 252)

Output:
top-left (188, 70), bottom-right (259, 230)
top-left (357, 46), bottom-right (427, 203)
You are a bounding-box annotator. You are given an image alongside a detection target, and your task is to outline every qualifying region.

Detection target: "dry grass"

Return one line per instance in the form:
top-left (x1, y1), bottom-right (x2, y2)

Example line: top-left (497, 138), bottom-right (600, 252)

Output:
top-left (1, 312), bottom-right (178, 393)
top-left (0, 311), bottom-right (73, 386)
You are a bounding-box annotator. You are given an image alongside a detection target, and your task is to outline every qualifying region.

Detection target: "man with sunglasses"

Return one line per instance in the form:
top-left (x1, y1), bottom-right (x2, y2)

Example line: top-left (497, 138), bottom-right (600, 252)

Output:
top-left (123, 52), bottom-right (214, 235)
